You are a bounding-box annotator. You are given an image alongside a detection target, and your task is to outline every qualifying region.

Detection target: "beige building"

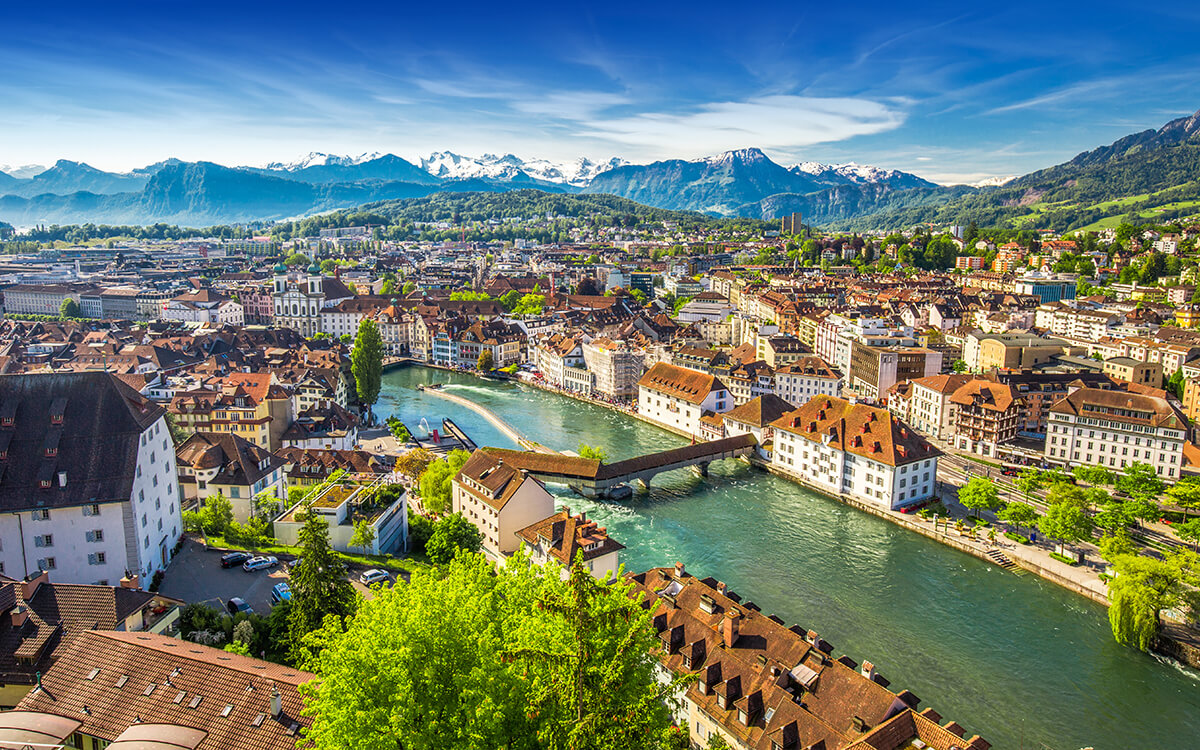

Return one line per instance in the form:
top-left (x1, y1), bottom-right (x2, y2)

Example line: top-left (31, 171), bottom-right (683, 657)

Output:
top-left (963, 332), bottom-right (1071, 372)
top-left (1102, 356), bottom-right (1163, 389)
top-left (906, 373), bottom-right (974, 441)
top-left (1045, 387), bottom-right (1189, 480)
top-left (582, 337), bottom-right (644, 400)
top-left (452, 451), bottom-right (556, 560)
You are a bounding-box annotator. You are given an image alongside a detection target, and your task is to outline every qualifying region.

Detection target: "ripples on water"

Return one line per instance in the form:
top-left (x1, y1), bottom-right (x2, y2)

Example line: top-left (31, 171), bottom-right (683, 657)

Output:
top-left (383, 367), bottom-right (1200, 750)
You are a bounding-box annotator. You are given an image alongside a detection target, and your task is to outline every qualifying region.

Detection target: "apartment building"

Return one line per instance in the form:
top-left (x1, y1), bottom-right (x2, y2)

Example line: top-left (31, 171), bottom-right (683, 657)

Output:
top-left (582, 337), bottom-right (645, 401)
top-left (637, 362), bottom-right (732, 438)
top-left (161, 289), bottom-right (244, 326)
top-left (1102, 357), bottom-right (1163, 389)
top-left (949, 380), bottom-right (1022, 457)
top-left (773, 356), bottom-right (841, 406)
top-left (906, 373), bottom-right (974, 440)
top-left (962, 332), bottom-right (1069, 372)
top-left (169, 374), bottom-right (293, 451)
top-left (1045, 387), bottom-right (1189, 479)
top-left (0, 372), bottom-right (183, 585)
top-left (770, 396), bottom-right (941, 510)
top-left (451, 450), bottom-right (555, 561)
top-left (847, 343), bottom-right (942, 401)
top-left (516, 508), bottom-right (624, 579)
top-left (1, 284), bottom-right (85, 316)
top-left (534, 333), bottom-right (584, 389)
top-left (627, 565), bottom-right (991, 750)
top-left (174, 432), bottom-right (287, 521)
top-left (320, 296), bottom-right (388, 340)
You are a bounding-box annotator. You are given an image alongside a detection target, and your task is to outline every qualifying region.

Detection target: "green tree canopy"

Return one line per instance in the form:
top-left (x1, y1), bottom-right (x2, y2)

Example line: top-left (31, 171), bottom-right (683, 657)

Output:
top-left (425, 513), bottom-right (483, 565)
top-left (1117, 461), bottom-right (1165, 503)
top-left (1106, 551), bottom-right (1198, 651)
top-left (198, 492), bottom-right (234, 536)
top-left (349, 519), bottom-right (377, 554)
top-left (478, 349), bottom-right (495, 371)
top-left (1073, 465), bottom-right (1115, 486)
top-left (958, 476), bottom-right (1001, 518)
top-left (511, 293), bottom-right (546, 316)
top-left (350, 318), bottom-right (384, 409)
top-left (1038, 497), bottom-right (1095, 554)
top-left (300, 551), bottom-right (679, 750)
top-left (285, 252), bottom-right (311, 266)
top-left (417, 449), bottom-right (470, 515)
top-left (997, 501), bottom-right (1039, 535)
top-left (577, 443), bottom-right (609, 463)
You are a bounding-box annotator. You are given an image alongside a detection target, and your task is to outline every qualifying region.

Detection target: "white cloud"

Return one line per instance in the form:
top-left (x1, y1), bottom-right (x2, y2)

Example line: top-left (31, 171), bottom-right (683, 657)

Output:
top-left (578, 95), bottom-right (905, 157)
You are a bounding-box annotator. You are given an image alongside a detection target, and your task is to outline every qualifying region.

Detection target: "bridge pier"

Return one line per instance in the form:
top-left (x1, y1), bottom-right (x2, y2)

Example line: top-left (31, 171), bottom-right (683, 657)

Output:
top-left (692, 462), bottom-right (710, 478)
top-left (633, 478), bottom-right (650, 492)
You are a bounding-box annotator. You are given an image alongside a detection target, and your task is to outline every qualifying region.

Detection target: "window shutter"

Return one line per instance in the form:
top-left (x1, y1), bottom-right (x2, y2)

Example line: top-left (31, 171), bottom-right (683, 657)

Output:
top-left (87, 553), bottom-right (97, 565)
top-left (85, 531), bottom-right (95, 542)
top-left (34, 536), bottom-right (44, 548)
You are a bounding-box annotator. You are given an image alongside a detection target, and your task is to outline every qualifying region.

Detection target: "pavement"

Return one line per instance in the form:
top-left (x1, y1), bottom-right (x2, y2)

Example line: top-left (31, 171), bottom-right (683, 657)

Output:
top-left (159, 538), bottom-right (401, 614)
top-left (158, 538), bottom-right (292, 615)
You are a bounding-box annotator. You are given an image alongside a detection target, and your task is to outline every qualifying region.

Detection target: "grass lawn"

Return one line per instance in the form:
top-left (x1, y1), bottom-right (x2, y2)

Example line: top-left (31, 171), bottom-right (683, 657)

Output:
top-left (202, 534), bottom-right (437, 576)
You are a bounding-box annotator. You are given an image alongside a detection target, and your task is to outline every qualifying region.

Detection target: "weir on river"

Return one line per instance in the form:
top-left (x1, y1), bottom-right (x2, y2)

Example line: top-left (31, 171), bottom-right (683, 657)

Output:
top-left (377, 365), bottom-right (1200, 750)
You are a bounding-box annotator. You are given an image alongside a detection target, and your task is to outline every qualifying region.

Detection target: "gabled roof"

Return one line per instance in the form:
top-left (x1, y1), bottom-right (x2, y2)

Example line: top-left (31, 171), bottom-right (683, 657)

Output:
top-left (723, 395), bottom-right (795, 429)
top-left (1049, 387), bottom-right (1188, 428)
top-left (769, 396), bottom-right (940, 467)
top-left (0, 372), bottom-right (163, 511)
top-left (516, 510), bottom-right (625, 565)
top-left (638, 362), bottom-right (727, 404)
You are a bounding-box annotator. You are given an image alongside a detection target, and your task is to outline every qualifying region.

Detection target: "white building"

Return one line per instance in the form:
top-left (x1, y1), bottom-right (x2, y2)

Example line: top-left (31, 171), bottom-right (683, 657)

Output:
top-left (452, 450), bottom-right (556, 561)
top-left (773, 356), bottom-right (841, 407)
top-left (905, 373), bottom-right (974, 441)
top-left (769, 395), bottom-right (941, 510)
top-left (0, 372), bottom-right (183, 585)
top-left (160, 289), bottom-right (243, 326)
top-left (516, 509), bottom-right (624, 579)
top-left (271, 274), bottom-right (355, 338)
top-left (637, 362), bottom-right (732, 438)
top-left (1045, 387), bottom-right (1188, 480)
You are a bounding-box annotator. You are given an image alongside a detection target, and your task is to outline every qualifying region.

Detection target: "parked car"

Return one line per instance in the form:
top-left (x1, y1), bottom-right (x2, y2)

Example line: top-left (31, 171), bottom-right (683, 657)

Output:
top-left (359, 569), bottom-right (390, 586)
top-left (220, 551), bottom-right (251, 568)
top-left (227, 597), bottom-right (253, 615)
top-left (271, 582), bottom-right (292, 603)
top-left (242, 555), bottom-right (279, 571)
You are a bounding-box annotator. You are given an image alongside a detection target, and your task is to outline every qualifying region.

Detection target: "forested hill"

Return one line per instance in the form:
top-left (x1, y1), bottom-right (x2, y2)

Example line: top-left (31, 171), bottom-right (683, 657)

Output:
top-left (834, 108), bottom-right (1200, 231)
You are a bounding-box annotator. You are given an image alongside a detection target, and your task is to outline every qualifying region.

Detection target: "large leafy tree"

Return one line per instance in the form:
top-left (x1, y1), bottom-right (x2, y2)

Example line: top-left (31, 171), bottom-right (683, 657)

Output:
top-left (417, 449), bottom-right (470, 515)
top-left (1106, 550), bottom-right (1199, 651)
top-left (425, 513), bottom-right (482, 565)
top-left (301, 552), bottom-right (679, 750)
top-left (350, 318), bottom-right (384, 412)
top-left (1038, 487), bottom-right (1095, 556)
top-left (997, 501), bottom-right (1039, 536)
top-left (1116, 461), bottom-right (1164, 504)
top-left (288, 511), bottom-right (357, 666)
top-left (1167, 477), bottom-right (1200, 520)
top-left (958, 476), bottom-right (1001, 519)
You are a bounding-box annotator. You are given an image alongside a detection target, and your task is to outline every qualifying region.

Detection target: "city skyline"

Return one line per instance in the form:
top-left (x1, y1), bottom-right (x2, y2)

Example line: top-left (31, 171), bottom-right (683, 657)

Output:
top-left (3, 1), bottom-right (1200, 184)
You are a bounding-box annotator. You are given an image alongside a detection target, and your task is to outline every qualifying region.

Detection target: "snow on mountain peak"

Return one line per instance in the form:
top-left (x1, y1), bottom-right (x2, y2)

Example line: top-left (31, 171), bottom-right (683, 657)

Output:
top-left (418, 152), bottom-right (626, 185)
top-left (264, 152), bottom-right (383, 171)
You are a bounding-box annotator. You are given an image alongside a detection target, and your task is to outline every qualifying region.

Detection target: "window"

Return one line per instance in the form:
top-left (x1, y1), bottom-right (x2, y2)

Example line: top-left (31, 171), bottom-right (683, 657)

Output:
top-left (141, 514), bottom-right (148, 528)
top-left (86, 530), bottom-right (104, 542)
top-left (34, 534), bottom-right (53, 547)
top-left (83, 503), bottom-right (100, 516)
top-left (32, 509), bottom-right (50, 521)
top-left (37, 557), bottom-right (56, 570)
top-left (145, 536), bottom-right (150, 549)
top-left (88, 552), bottom-right (107, 565)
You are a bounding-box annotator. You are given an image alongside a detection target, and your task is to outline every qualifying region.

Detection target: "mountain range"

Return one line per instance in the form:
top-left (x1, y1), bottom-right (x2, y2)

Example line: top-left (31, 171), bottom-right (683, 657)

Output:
top-left (2, 107), bottom-right (1198, 228)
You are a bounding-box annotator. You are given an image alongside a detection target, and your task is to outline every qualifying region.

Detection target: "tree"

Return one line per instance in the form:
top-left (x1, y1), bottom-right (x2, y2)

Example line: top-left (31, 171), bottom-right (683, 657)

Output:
top-left (320, 259), bottom-right (337, 274)
top-left (958, 477), bottom-right (1001, 519)
top-left (577, 443), bottom-right (609, 463)
top-left (500, 289), bottom-right (523, 311)
top-left (288, 511), bottom-right (357, 666)
top-left (951, 359), bottom-right (968, 373)
top-left (706, 735), bottom-right (733, 750)
top-left (1167, 477), bottom-right (1200, 520)
top-left (350, 319), bottom-right (384, 413)
top-left (511, 293), bottom-right (546, 316)
top-left (198, 492), bottom-right (234, 536)
top-left (997, 501), bottom-right (1039, 536)
top-left (1073, 465), bottom-right (1115, 486)
top-left (395, 447), bottom-right (435, 482)
top-left (1176, 518), bottom-right (1200, 551)
top-left (1098, 530), bottom-right (1138, 562)
top-left (1038, 499), bottom-right (1094, 556)
top-left (1015, 468), bottom-right (1045, 502)
top-left (478, 349), bottom-right (494, 371)
top-left (425, 513), bottom-right (483, 565)
top-left (59, 298), bottom-right (81, 318)
top-left (285, 252), bottom-right (311, 266)
top-left (1117, 461), bottom-right (1164, 504)
top-left (300, 551), bottom-right (679, 750)
top-left (1167, 367), bottom-right (1185, 398)
top-left (349, 519), bottom-right (377, 555)
top-left (408, 510), bottom-right (434, 554)
top-left (417, 449), bottom-right (470, 515)
top-left (1107, 553), bottom-right (1187, 651)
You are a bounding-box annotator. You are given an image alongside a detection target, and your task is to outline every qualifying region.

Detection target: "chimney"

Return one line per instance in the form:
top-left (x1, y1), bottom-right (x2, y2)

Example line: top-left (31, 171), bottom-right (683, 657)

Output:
top-left (723, 610), bottom-right (741, 648)
top-left (11, 605), bottom-right (28, 627)
top-left (805, 629), bottom-right (819, 646)
top-left (674, 561), bottom-right (685, 578)
top-left (716, 581), bottom-right (728, 596)
top-left (270, 685), bottom-right (283, 717)
top-left (120, 573), bottom-right (141, 590)
top-left (860, 660), bottom-right (876, 680)
top-left (578, 511), bottom-right (586, 523)
top-left (22, 570), bottom-right (49, 600)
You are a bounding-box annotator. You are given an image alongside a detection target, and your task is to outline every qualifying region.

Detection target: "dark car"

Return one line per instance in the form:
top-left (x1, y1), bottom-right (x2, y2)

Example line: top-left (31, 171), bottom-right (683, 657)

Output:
top-left (227, 597), bottom-right (253, 615)
top-left (220, 551), bottom-right (251, 568)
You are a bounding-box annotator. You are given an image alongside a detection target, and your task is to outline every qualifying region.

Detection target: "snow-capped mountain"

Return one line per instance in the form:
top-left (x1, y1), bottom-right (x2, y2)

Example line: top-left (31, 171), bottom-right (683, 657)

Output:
top-left (970, 175), bottom-right (1017, 188)
top-left (789, 161), bottom-right (935, 188)
top-left (0, 164), bottom-right (48, 179)
top-left (418, 152), bottom-right (626, 186)
top-left (263, 152), bottom-right (383, 171)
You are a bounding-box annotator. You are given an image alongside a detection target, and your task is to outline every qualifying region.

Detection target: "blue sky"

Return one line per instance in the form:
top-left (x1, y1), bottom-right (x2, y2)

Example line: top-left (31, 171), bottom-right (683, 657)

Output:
top-left (3, 0), bottom-right (1199, 183)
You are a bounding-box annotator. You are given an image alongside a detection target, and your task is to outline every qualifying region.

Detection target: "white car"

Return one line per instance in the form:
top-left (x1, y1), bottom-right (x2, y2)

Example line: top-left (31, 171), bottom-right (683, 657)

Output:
top-left (242, 555), bottom-right (279, 571)
top-left (359, 569), bottom-right (390, 586)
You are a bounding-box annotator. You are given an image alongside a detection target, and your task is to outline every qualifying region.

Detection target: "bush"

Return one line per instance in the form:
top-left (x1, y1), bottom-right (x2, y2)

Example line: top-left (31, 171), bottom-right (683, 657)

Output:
top-left (1004, 531), bottom-right (1030, 544)
top-left (149, 570), bottom-right (165, 592)
top-left (1050, 551), bottom-right (1079, 566)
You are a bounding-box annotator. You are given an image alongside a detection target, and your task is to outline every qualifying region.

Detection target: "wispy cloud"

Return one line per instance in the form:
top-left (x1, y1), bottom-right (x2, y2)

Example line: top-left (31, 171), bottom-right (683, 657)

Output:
top-left (578, 95), bottom-right (906, 157)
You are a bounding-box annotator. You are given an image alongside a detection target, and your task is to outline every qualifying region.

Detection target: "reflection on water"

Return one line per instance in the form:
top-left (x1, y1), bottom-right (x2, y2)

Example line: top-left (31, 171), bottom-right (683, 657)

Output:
top-left (381, 365), bottom-right (1200, 750)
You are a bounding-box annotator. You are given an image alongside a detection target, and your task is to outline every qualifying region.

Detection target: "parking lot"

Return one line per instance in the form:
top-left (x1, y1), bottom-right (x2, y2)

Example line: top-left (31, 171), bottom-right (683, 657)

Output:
top-left (159, 538), bottom-right (396, 614)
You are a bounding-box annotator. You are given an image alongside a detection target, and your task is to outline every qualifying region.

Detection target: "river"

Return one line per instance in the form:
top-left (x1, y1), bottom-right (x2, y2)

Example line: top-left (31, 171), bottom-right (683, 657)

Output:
top-left (378, 365), bottom-right (1200, 750)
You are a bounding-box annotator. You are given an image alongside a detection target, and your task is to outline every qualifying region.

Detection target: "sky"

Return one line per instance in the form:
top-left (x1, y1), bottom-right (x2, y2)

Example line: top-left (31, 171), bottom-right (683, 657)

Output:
top-left (2, 1), bottom-right (1200, 184)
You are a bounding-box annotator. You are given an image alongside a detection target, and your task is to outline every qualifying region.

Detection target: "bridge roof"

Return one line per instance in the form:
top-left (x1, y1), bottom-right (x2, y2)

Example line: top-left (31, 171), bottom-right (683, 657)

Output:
top-left (481, 433), bottom-right (758, 483)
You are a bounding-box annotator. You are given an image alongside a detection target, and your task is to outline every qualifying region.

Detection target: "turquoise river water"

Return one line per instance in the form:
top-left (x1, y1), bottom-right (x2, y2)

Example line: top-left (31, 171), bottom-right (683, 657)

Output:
top-left (379, 365), bottom-right (1200, 750)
